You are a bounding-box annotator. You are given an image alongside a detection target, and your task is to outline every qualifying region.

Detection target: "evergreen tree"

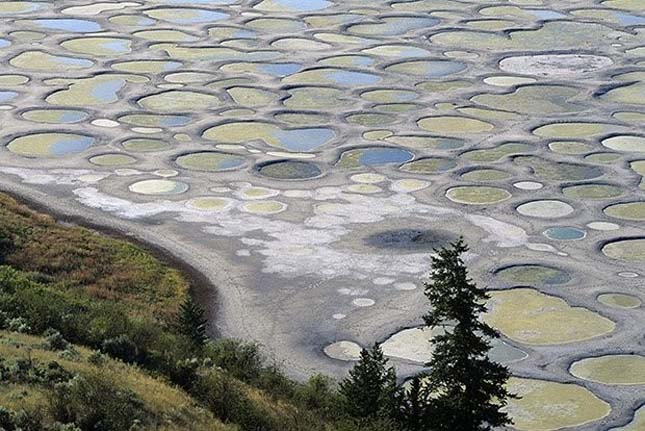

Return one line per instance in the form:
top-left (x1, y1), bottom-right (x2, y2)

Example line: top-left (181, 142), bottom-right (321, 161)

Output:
top-left (399, 376), bottom-right (428, 431)
top-left (177, 296), bottom-right (209, 346)
top-left (339, 343), bottom-right (401, 421)
top-left (422, 237), bottom-right (514, 431)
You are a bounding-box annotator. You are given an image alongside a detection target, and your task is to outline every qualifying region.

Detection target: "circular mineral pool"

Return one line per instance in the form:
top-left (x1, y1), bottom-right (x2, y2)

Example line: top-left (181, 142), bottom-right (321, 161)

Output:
top-left (597, 293), bottom-right (641, 309)
top-left (461, 169), bottom-right (511, 181)
top-left (446, 186), bottom-right (511, 205)
top-left (119, 114), bottom-right (191, 128)
top-left (7, 133), bottom-right (94, 157)
top-left (543, 226), bottom-right (586, 241)
top-left (562, 184), bottom-right (623, 200)
top-left (186, 197), bottom-right (233, 212)
top-left (604, 202), bottom-right (645, 221)
top-left (175, 152), bottom-right (246, 172)
top-left (346, 184), bottom-right (382, 194)
top-left (495, 264), bottom-right (571, 285)
top-left (514, 181), bottom-right (543, 190)
top-left (391, 179), bottom-right (430, 193)
top-left (400, 157), bottom-right (457, 174)
top-left (122, 138), bottom-right (171, 152)
top-left (353, 298), bottom-right (375, 307)
top-left (21, 109), bottom-right (88, 124)
top-left (517, 200), bottom-right (574, 218)
top-left (89, 153), bottom-right (136, 166)
top-left (364, 228), bottom-right (455, 251)
top-left (602, 135), bottom-right (645, 153)
top-left (418, 116), bottom-right (494, 135)
top-left (323, 341), bottom-right (362, 361)
top-left (350, 173), bottom-right (386, 184)
top-left (484, 288), bottom-right (614, 345)
top-left (240, 200), bottom-right (286, 214)
top-left (237, 186), bottom-right (279, 200)
top-left (128, 179), bottom-right (188, 195)
top-left (602, 239), bottom-right (645, 262)
top-left (587, 221), bottom-right (620, 231)
top-left (257, 160), bottom-right (322, 180)
top-left (505, 377), bottom-right (611, 431)
top-left (336, 147), bottom-right (414, 168)
top-left (570, 355), bottom-right (645, 385)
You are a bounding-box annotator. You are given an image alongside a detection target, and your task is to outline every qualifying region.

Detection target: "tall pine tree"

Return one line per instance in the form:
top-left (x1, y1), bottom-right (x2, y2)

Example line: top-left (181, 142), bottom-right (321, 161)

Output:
top-left (339, 343), bottom-right (401, 421)
top-left (177, 296), bottom-right (209, 346)
top-left (422, 237), bottom-right (514, 431)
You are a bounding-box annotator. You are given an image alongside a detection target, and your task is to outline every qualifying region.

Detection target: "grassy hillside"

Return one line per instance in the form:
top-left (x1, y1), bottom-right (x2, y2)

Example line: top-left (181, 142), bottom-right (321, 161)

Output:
top-left (0, 193), bottom-right (188, 322)
top-left (0, 193), bottom-right (393, 431)
top-left (0, 330), bottom-right (232, 431)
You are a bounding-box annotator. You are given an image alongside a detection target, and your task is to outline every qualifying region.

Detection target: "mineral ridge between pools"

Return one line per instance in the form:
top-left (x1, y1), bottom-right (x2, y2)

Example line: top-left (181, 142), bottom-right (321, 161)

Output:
top-left (0, 0), bottom-right (644, 429)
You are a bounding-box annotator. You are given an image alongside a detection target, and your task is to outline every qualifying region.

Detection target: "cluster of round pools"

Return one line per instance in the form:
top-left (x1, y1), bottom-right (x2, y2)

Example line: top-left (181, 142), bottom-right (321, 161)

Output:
top-left (1, 0), bottom-right (644, 429)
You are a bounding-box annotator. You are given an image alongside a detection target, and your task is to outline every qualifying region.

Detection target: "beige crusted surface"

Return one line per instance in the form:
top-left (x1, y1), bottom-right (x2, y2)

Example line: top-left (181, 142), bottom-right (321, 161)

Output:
top-left (483, 288), bottom-right (615, 345)
top-left (570, 355), bottom-right (645, 385)
top-left (505, 377), bottom-right (611, 431)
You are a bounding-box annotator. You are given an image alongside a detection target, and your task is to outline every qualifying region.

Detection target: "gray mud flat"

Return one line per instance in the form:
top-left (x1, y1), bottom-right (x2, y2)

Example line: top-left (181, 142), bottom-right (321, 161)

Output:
top-left (0, 1), bottom-right (644, 429)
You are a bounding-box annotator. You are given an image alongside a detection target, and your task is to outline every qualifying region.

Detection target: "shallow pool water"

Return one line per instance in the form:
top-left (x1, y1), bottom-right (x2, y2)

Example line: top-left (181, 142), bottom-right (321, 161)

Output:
top-left (22, 109), bottom-right (88, 124)
top-left (176, 152), bottom-right (246, 172)
top-left (28, 18), bottom-right (102, 33)
top-left (543, 226), bottom-right (586, 241)
top-left (203, 122), bottom-right (335, 152)
top-left (7, 133), bottom-right (95, 157)
top-left (143, 8), bottom-right (228, 24)
top-left (10, 51), bottom-right (94, 71)
top-left (336, 147), bottom-right (414, 168)
top-left (257, 160), bottom-right (322, 180)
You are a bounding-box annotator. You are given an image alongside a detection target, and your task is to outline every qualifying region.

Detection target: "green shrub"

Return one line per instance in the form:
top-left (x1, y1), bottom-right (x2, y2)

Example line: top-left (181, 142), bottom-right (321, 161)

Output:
top-left (206, 339), bottom-right (264, 383)
top-left (49, 372), bottom-right (149, 431)
top-left (0, 358), bottom-right (73, 386)
top-left (87, 350), bottom-right (107, 366)
top-left (0, 406), bottom-right (16, 431)
top-left (101, 335), bottom-right (138, 364)
top-left (193, 371), bottom-right (276, 431)
top-left (44, 329), bottom-right (70, 351)
top-left (13, 409), bottom-right (45, 431)
top-left (295, 374), bottom-right (342, 419)
top-left (6, 316), bottom-right (30, 333)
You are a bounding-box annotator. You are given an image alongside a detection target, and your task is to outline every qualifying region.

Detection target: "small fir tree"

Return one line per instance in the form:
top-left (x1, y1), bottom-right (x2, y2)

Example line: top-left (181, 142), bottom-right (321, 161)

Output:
top-left (339, 343), bottom-right (401, 421)
top-left (422, 237), bottom-right (514, 431)
top-left (177, 296), bottom-right (209, 346)
top-left (399, 376), bottom-right (428, 431)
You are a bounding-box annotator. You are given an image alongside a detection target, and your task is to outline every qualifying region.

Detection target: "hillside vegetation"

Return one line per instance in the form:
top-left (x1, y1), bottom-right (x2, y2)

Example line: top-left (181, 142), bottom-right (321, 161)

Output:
top-left (0, 193), bottom-right (389, 431)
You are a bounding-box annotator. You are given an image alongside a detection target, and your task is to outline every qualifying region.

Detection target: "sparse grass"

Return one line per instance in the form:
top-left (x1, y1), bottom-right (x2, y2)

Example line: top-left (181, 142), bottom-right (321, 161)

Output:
top-left (0, 330), bottom-right (232, 431)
